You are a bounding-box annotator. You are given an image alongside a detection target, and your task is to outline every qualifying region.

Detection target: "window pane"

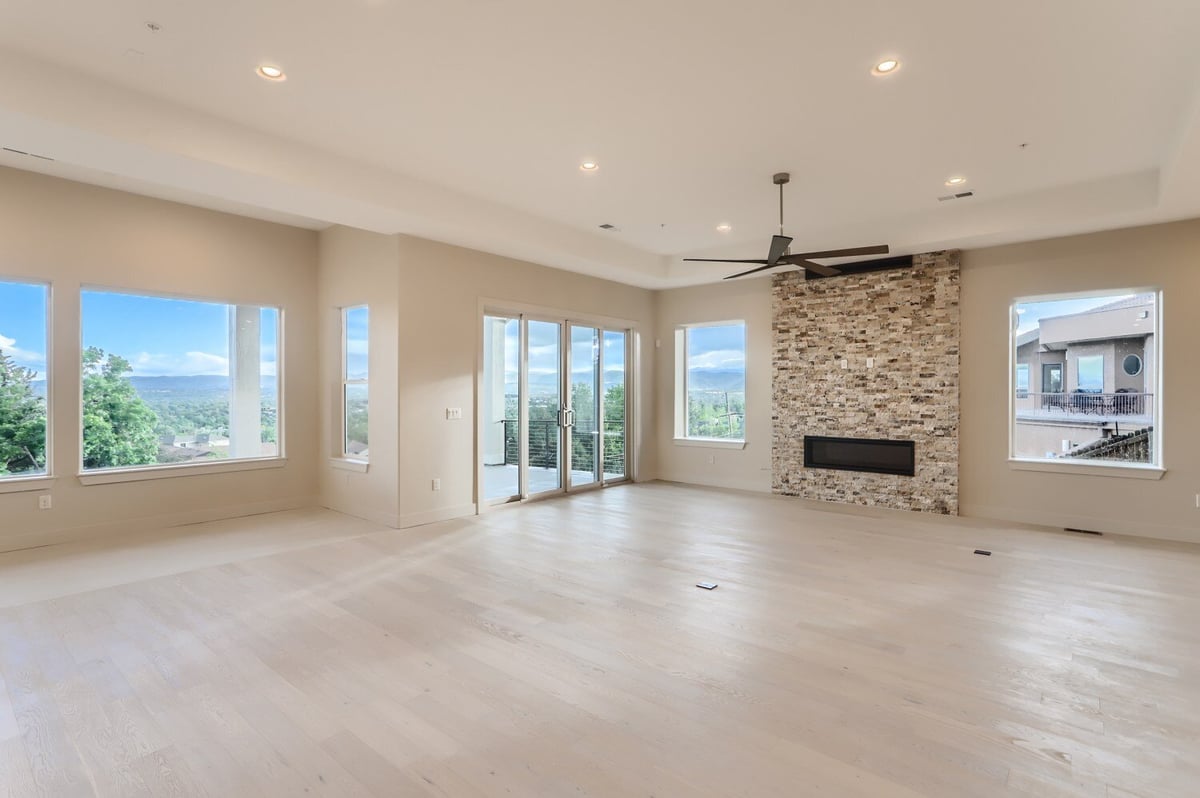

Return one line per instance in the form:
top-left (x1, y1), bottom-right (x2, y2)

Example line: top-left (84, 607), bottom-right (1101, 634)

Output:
top-left (686, 323), bottom-right (745, 440)
top-left (602, 330), bottom-right (627, 478)
top-left (81, 290), bottom-right (281, 471)
top-left (1077, 355), bottom-right (1103, 392)
top-left (0, 280), bottom-right (48, 478)
top-left (344, 384), bottom-right (368, 456)
top-left (1013, 292), bottom-right (1156, 464)
top-left (345, 306), bottom-right (368, 380)
top-left (1015, 363), bottom-right (1030, 392)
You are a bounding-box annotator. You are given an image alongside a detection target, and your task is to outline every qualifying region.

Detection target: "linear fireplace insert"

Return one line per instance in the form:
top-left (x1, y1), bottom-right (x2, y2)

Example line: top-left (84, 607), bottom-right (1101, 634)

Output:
top-left (804, 435), bottom-right (916, 477)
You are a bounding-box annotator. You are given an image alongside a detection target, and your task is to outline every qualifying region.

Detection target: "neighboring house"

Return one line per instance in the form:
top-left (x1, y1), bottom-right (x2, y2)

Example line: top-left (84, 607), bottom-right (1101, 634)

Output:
top-left (1014, 294), bottom-right (1155, 460)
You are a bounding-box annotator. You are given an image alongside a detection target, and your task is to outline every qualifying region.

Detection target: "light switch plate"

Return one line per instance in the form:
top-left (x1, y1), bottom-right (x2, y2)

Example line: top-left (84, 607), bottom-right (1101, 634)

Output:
top-left (446, 407), bottom-right (463, 420)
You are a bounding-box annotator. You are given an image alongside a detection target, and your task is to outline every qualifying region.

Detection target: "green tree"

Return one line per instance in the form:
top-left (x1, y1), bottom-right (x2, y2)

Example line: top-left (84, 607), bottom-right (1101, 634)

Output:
top-left (0, 350), bottom-right (47, 476)
top-left (82, 347), bottom-right (159, 469)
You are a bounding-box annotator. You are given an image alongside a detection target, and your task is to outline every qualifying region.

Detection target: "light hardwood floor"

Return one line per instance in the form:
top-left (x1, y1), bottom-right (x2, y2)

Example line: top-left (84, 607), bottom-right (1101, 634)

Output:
top-left (1, 482), bottom-right (1197, 797)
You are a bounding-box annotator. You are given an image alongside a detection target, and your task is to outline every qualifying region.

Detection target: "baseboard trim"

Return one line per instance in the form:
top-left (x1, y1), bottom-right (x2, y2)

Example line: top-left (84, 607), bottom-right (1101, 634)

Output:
top-left (960, 503), bottom-right (1197, 544)
top-left (400, 503), bottom-right (477, 529)
top-left (653, 472), bottom-right (772, 494)
top-left (318, 501), bottom-right (401, 529)
top-left (0, 496), bottom-right (314, 555)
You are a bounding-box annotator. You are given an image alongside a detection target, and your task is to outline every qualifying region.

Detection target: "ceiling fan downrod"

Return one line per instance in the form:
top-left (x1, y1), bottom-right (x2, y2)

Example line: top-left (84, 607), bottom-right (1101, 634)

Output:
top-left (774, 172), bottom-right (790, 243)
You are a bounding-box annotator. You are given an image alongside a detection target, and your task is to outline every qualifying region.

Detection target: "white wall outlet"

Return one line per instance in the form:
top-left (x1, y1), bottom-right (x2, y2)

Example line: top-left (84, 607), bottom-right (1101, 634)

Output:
top-left (866, 357), bottom-right (875, 369)
top-left (840, 359), bottom-right (849, 370)
top-left (38, 495), bottom-right (52, 510)
top-left (708, 455), bottom-right (716, 465)
top-left (432, 478), bottom-right (441, 491)
top-left (445, 407), bottom-right (463, 420)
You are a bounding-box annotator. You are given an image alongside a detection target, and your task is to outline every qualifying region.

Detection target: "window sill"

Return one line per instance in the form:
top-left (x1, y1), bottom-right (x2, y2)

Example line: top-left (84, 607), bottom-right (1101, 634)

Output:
top-left (78, 458), bottom-right (286, 486)
top-left (673, 437), bottom-right (747, 451)
top-left (330, 458), bottom-right (369, 473)
top-left (0, 475), bottom-right (55, 494)
top-left (1008, 458), bottom-right (1165, 481)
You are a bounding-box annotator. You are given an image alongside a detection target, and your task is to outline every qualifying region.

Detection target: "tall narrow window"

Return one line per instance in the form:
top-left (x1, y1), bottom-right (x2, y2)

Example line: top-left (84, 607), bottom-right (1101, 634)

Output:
top-left (342, 306), bottom-right (368, 459)
top-left (1012, 291), bottom-right (1159, 466)
top-left (80, 289), bottom-right (281, 472)
top-left (0, 279), bottom-right (49, 479)
top-left (675, 322), bottom-right (746, 442)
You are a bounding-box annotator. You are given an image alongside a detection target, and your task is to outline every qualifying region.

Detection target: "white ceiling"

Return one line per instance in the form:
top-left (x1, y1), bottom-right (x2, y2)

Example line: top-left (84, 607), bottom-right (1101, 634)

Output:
top-left (2, 0), bottom-right (1200, 287)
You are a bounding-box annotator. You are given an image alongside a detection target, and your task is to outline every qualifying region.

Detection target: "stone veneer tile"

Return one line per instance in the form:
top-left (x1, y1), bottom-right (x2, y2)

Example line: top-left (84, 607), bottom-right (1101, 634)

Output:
top-left (771, 251), bottom-right (960, 514)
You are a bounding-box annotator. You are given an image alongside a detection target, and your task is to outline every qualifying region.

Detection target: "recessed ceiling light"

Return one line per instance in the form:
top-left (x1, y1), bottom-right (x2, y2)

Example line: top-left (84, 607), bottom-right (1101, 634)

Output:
top-left (716, 223), bottom-right (732, 233)
top-left (945, 176), bottom-right (967, 186)
top-left (257, 64), bottom-right (286, 81)
top-left (872, 59), bottom-right (900, 76)
top-left (579, 161), bottom-right (599, 172)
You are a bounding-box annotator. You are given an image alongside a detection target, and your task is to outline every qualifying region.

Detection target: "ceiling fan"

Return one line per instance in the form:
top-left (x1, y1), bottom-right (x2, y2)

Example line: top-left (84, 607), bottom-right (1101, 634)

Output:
top-left (684, 172), bottom-right (890, 280)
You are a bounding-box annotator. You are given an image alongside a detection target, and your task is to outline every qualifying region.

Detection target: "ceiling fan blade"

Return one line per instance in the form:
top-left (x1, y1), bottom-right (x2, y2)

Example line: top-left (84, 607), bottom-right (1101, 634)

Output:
top-left (683, 258), bottom-right (770, 264)
top-left (767, 235), bottom-right (793, 266)
top-left (785, 244), bottom-right (890, 260)
top-left (796, 259), bottom-right (840, 277)
top-left (723, 263), bottom-right (782, 280)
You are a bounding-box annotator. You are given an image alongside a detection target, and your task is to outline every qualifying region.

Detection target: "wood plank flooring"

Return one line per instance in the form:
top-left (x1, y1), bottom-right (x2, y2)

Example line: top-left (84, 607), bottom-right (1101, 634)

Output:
top-left (1, 482), bottom-right (1197, 797)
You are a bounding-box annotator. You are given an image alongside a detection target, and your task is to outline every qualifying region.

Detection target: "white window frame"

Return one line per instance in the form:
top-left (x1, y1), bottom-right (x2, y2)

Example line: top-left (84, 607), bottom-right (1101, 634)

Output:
top-left (673, 320), bottom-right (747, 449)
top-left (76, 285), bottom-right (285, 484)
top-left (340, 305), bottom-right (368, 464)
top-left (0, 276), bottom-right (54, 493)
top-left (1008, 287), bottom-right (1163, 479)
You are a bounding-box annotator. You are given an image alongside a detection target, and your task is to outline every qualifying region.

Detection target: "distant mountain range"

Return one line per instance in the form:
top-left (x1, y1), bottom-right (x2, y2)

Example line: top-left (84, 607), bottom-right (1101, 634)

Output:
top-left (685, 369), bottom-right (746, 392)
top-left (32, 375), bottom-right (278, 401)
top-left (505, 368), bottom-right (744, 396)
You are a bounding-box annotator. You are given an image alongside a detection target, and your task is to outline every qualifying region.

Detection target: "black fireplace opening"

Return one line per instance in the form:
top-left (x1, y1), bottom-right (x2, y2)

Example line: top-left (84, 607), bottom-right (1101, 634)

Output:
top-left (804, 435), bottom-right (916, 477)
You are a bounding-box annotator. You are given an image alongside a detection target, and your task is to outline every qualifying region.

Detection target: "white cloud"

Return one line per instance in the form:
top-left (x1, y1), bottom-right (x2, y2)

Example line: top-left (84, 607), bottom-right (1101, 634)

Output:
top-left (0, 333), bottom-right (45, 374)
top-left (131, 350), bottom-right (230, 377)
top-left (688, 349), bottom-right (745, 370)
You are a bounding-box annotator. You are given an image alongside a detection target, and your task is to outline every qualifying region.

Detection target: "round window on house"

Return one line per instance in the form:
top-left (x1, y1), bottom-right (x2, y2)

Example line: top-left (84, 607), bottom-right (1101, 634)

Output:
top-left (1122, 353), bottom-right (1143, 377)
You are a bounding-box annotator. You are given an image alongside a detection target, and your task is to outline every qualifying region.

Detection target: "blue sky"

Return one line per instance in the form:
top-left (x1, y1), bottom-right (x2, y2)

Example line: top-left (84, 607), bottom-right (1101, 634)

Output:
top-left (345, 305), bottom-right (368, 380)
top-left (686, 324), bottom-right (745, 374)
top-left (0, 280), bottom-right (47, 376)
top-left (0, 282), bottom-right (278, 379)
top-left (499, 319), bottom-right (627, 395)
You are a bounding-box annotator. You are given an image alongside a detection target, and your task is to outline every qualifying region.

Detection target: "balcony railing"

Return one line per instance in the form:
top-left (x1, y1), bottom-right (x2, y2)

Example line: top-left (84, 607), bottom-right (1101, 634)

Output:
top-left (1015, 391), bottom-right (1153, 417)
top-left (499, 418), bottom-right (626, 476)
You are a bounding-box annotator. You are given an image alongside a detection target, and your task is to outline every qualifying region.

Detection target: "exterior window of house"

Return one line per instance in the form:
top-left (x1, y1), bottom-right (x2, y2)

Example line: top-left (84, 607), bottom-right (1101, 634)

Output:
top-left (0, 279), bottom-right (49, 479)
top-left (675, 322), bottom-right (746, 442)
top-left (1015, 363), bottom-right (1030, 395)
top-left (1076, 355), bottom-right (1103, 392)
top-left (1011, 291), bottom-right (1159, 467)
top-left (342, 306), bottom-right (368, 459)
top-left (80, 289), bottom-right (281, 472)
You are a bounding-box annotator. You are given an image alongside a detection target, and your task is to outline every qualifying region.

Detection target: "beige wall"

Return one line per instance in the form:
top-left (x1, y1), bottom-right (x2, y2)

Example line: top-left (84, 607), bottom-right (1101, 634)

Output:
top-left (317, 227), bottom-right (401, 526)
top-left (656, 221), bottom-right (1198, 542)
top-left (316, 227), bottom-right (656, 528)
top-left (960, 220), bottom-right (1198, 543)
top-left (0, 168), bottom-right (318, 552)
top-left (654, 279), bottom-right (773, 492)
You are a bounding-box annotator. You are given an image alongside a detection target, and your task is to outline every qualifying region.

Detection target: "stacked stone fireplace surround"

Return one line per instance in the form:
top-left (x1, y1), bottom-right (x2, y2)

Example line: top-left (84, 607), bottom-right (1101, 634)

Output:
top-left (771, 251), bottom-right (960, 515)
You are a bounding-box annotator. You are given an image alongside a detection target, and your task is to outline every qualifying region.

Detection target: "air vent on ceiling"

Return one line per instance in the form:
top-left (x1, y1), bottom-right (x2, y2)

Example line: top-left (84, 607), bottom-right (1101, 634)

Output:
top-left (2, 147), bottom-right (55, 162)
top-left (598, 223), bottom-right (618, 231)
top-left (938, 191), bottom-right (974, 202)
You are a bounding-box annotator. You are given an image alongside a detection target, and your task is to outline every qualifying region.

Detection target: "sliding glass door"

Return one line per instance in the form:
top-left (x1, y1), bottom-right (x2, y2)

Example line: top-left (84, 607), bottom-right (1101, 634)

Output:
top-left (569, 326), bottom-right (601, 488)
top-left (483, 312), bottom-right (630, 505)
top-left (526, 319), bottom-right (563, 497)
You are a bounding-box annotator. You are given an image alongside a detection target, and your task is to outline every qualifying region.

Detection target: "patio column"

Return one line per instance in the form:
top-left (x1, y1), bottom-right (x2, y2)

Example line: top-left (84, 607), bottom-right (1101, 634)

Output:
top-left (228, 305), bottom-right (261, 459)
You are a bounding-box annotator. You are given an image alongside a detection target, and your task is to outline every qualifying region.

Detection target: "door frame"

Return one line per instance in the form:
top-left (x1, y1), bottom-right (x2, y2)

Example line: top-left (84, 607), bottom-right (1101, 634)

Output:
top-left (476, 298), bottom-right (638, 512)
